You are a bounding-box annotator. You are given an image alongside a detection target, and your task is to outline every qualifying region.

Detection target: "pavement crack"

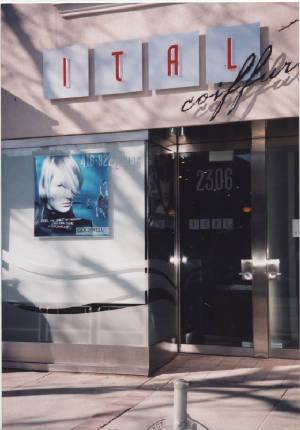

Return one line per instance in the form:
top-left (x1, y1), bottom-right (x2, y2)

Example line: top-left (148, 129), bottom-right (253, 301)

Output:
top-left (5, 371), bottom-right (52, 390)
top-left (99, 404), bottom-right (138, 429)
top-left (256, 387), bottom-right (289, 430)
top-left (72, 371), bottom-right (185, 430)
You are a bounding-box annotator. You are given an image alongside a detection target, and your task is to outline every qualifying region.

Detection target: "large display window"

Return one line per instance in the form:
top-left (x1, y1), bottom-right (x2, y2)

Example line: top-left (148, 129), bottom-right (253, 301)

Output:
top-left (2, 132), bottom-right (147, 346)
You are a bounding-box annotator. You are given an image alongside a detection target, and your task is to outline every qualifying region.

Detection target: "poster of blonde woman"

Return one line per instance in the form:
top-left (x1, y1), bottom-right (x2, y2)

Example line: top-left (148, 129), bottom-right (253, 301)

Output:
top-left (34, 153), bottom-right (110, 237)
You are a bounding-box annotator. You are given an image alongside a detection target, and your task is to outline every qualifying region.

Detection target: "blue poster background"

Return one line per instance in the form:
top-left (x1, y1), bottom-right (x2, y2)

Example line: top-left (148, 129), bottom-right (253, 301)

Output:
top-left (34, 153), bottom-right (110, 237)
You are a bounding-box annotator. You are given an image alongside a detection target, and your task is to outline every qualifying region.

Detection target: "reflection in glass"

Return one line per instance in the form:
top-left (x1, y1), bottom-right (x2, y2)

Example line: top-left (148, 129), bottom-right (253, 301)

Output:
top-left (148, 132), bottom-right (176, 345)
top-left (267, 137), bottom-right (299, 350)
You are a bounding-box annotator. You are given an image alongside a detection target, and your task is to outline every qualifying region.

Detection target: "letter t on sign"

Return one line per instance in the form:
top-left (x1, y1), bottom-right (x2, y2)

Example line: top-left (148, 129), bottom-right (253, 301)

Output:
top-left (168, 44), bottom-right (179, 77)
top-left (94, 40), bottom-right (142, 95)
top-left (227, 37), bottom-right (237, 70)
top-left (112, 51), bottom-right (124, 82)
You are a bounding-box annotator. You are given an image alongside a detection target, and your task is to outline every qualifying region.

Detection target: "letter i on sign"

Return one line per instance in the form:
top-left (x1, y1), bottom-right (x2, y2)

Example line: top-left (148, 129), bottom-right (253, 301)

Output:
top-left (62, 57), bottom-right (70, 87)
top-left (227, 37), bottom-right (237, 70)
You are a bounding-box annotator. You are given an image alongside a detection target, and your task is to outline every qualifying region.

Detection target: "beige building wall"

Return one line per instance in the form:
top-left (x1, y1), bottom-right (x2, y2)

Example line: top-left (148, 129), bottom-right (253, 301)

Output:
top-left (1, 2), bottom-right (299, 140)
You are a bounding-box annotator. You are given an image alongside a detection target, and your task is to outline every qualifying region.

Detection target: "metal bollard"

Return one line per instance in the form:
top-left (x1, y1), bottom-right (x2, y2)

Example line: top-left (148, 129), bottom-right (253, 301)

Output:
top-left (173, 379), bottom-right (189, 429)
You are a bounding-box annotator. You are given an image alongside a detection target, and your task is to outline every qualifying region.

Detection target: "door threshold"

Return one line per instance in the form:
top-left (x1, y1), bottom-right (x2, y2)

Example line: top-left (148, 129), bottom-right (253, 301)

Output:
top-left (180, 343), bottom-right (254, 357)
top-left (269, 348), bottom-right (300, 360)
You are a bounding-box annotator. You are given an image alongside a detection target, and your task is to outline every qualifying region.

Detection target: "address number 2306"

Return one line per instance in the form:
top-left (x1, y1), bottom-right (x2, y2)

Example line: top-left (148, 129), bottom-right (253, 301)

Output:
top-left (196, 167), bottom-right (233, 191)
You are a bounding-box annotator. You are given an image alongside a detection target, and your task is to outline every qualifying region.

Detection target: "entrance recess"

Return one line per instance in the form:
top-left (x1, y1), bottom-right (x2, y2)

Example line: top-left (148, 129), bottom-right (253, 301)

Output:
top-left (174, 119), bottom-right (299, 358)
top-left (148, 118), bottom-right (299, 359)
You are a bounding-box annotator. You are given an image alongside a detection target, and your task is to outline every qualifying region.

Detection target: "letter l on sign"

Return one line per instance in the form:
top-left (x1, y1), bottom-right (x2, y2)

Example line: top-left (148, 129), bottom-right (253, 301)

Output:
top-left (227, 37), bottom-right (238, 70)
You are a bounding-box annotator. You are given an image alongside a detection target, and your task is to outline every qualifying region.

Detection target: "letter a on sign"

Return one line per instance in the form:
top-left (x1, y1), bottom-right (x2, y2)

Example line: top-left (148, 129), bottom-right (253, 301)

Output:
top-left (168, 44), bottom-right (179, 77)
top-left (148, 32), bottom-right (199, 90)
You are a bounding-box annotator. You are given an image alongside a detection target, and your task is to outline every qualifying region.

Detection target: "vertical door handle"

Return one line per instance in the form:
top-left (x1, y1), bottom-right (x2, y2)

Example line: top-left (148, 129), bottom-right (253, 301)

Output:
top-left (267, 259), bottom-right (281, 280)
top-left (239, 259), bottom-right (253, 280)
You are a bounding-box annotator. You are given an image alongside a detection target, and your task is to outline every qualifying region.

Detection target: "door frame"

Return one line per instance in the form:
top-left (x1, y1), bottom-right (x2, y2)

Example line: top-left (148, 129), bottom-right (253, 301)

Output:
top-left (251, 120), bottom-right (268, 358)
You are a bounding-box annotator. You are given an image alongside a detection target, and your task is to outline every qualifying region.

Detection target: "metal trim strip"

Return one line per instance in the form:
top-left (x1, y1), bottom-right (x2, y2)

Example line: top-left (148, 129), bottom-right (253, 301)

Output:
top-left (251, 120), bottom-right (269, 358)
top-left (2, 130), bottom-right (149, 149)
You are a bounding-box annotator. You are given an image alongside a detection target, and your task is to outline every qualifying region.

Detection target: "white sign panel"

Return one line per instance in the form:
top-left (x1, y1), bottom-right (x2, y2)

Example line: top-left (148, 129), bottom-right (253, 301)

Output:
top-left (43, 45), bottom-right (89, 99)
top-left (94, 39), bottom-right (143, 95)
top-left (206, 22), bottom-right (260, 84)
top-left (148, 31), bottom-right (200, 90)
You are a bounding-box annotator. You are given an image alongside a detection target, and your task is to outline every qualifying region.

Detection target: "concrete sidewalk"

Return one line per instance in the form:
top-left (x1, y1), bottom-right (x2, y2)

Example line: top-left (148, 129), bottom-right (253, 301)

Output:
top-left (2, 354), bottom-right (299, 430)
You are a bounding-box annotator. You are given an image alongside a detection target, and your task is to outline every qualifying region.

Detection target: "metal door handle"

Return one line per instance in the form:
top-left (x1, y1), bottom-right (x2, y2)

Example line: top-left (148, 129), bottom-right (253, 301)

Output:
top-left (240, 259), bottom-right (253, 281)
top-left (239, 271), bottom-right (253, 281)
top-left (268, 271), bottom-right (282, 280)
top-left (240, 259), bottom-right (281, 280)
top-left (267, 259), bottom-right (281, 280)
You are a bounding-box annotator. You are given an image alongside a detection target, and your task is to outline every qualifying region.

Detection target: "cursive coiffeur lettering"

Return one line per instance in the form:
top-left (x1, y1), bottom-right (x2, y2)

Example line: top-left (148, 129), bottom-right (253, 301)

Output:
top-left (181, 45), bottom-right (299, 120)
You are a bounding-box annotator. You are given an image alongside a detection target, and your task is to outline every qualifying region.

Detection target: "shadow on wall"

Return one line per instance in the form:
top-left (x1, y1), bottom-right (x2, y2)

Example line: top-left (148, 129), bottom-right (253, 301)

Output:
top-left (2, 3), bottom-right (299, 139)
top-left (2, 276), bottom-right (148, 350)
top-left (1, 89), bottom-right (59, 138)
top-left (2, 4), bottom-right (43, 70)
top-left (2, 4), bottom-right (63, 139)
top-left (2, 278), bottom-right (53, 343)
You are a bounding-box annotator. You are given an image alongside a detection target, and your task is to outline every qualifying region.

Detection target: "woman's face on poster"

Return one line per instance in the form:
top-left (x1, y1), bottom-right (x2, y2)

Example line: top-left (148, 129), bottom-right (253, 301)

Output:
top-left (46, 169), bottom-right (76, 213)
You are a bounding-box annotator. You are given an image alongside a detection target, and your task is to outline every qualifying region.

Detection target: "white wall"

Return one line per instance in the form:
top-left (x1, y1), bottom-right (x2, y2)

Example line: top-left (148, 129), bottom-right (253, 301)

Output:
top-left (1, 2), bottom-right (299, 139)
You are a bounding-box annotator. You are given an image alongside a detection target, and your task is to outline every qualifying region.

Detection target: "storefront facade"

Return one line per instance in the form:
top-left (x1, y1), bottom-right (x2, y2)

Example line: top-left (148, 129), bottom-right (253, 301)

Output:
top-left (2, 2), bottom-right (299, 375)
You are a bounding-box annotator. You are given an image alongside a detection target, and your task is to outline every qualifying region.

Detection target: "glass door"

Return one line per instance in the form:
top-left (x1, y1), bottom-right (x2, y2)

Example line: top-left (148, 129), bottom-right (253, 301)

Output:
top-left (266, 119), bottom-right (299, 358)
top-left (179, 140), bottom-right (253, 353)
